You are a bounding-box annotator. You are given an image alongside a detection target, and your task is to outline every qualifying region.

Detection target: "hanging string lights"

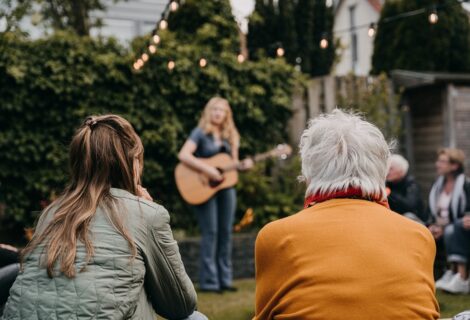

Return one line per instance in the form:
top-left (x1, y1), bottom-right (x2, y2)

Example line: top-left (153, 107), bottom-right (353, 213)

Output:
top-left (367, 23), bottom-right (376, 38)
top-left (132, 0), bottom-right (178, 71)
top-left (428, 7), bottom-right (439, 24)
top-left (133, 1), bottom-right (465, 71)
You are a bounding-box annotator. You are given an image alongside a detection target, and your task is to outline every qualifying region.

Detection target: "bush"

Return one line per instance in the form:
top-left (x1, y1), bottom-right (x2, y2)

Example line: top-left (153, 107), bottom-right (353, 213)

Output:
top-left (0, 30), bottom-right (301, 239)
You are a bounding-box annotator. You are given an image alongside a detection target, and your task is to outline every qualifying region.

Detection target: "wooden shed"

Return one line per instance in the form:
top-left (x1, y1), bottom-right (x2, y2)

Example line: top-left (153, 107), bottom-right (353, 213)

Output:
top-left (392, 70), bottom-right (470, 195)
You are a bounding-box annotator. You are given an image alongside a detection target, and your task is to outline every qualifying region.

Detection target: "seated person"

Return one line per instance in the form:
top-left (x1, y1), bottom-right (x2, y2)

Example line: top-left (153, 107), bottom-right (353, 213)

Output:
top-left (428, 148), bottom-right (470, 294)
top-left (0, 244), bottom-right (19, 315)
top-left (2, 115), bottom-right (206, 320)
top-left (386, 154), bottom-right (426, 222)
top-left (254, 110), bottom-right (439, 320)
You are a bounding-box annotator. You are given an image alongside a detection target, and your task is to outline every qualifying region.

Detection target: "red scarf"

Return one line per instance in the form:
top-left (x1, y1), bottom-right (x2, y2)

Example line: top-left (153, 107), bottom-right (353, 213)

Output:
top-left (304, 187), bottom-right (390, 209)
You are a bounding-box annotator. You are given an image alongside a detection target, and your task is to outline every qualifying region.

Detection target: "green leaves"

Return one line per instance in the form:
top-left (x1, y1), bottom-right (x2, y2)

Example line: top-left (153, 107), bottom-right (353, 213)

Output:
top-left (0, 25), bottom-right (300, 236)
top-left (372, 0), bottom-right (470, 74)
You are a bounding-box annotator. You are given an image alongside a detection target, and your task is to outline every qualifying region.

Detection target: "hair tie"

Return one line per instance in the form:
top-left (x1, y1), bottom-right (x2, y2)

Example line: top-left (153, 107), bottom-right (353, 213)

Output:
top-left (85, 118), bottom-right (98, 129)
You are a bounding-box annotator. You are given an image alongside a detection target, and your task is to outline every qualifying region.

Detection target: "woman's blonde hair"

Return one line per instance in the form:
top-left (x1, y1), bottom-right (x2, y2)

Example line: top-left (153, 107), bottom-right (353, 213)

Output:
top-left (198, 97), bottom-right (240, 147)
top-left (22, 114), bottom-right (142, 278)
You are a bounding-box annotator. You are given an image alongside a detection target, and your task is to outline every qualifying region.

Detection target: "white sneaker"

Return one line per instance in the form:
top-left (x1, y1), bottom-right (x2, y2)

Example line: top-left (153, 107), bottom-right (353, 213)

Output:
top-left (436, 270), bottom-right (455, 290)
top-left (440, 273), bottom-right (470, 294)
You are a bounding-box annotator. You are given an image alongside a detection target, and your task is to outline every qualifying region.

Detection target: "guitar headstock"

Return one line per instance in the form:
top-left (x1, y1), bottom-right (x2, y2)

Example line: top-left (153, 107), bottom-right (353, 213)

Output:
top-left (251, 143), bottom-right (293, 163)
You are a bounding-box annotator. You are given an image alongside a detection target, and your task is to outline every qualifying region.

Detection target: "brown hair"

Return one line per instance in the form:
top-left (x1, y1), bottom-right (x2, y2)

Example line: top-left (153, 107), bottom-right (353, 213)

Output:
top-left (22, 114), bottom-right (142, 278)
top-left (438, 148), bottom-right (465, 175)
top-left (198, 97), bottom-right (240, 147)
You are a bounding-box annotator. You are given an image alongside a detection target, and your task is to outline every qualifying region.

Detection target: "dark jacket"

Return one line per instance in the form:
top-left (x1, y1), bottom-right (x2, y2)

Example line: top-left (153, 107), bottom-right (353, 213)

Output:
top-left (387, 174), bottom-right (426, 221)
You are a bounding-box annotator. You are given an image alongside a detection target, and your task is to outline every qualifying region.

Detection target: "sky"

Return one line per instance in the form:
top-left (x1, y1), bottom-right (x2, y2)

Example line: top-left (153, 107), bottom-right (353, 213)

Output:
top-left (230, 0), bottom-right (255, 33)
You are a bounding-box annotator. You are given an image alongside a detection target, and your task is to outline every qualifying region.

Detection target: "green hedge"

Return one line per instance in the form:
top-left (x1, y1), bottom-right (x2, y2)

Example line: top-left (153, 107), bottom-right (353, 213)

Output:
top-left (0, 31), bottom-right (302, 238)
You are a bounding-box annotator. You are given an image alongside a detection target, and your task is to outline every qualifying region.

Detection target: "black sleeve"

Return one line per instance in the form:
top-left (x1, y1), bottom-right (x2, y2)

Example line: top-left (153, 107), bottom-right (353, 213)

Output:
top-left (388, 181), bottom-right (425, 220)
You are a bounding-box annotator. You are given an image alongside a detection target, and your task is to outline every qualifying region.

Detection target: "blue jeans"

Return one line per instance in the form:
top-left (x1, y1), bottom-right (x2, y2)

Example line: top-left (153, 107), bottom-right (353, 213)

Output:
top-left (193, 188), bottom-right (236, 290)
top-left (444, 220), bottom-right (470, 264)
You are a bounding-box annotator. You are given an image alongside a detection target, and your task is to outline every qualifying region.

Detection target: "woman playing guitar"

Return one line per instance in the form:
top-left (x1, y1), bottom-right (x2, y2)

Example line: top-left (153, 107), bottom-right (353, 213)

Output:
top-left (178, 97), bottom-right (253, 293)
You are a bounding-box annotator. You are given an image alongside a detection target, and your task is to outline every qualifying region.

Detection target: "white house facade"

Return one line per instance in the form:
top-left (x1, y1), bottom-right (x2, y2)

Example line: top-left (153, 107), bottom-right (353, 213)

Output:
top-left (333, 0), bottom-right (383, 76)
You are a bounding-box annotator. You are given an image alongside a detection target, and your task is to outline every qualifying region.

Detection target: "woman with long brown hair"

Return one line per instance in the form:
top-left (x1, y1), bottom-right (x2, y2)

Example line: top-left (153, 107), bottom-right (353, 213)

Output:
top-left (178, 97), bottom-right (252, 293)
top-left (2, 115), bottom-right (206, 320)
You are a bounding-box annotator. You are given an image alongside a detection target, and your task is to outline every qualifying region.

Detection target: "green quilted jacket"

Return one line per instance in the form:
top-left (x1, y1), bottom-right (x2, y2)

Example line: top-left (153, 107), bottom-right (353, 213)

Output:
top-left (1, 188), bottom-right (197, 320)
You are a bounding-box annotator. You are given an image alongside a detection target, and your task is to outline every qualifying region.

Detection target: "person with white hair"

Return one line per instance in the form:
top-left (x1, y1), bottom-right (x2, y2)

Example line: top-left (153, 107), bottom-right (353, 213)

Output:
top-left (386, 154), bottom-right (425, 221)
top-left (254, 110), bottom-right (439, 320)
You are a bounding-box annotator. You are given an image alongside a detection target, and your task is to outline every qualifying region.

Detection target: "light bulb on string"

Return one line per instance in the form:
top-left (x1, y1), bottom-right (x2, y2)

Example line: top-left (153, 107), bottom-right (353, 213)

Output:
top-left (368, 23), bottom-right (376, 37)
top-left (133, 62), bottom-right (140, 70)
top-left (160, 20), bottom-right (168, 30)
top-left (320, 35), bottom-right (329, 49)
top-left (142, 53), bottom-right (149, 62)
top-left (276, 47), bottom-right (285, 57)
top-left (149, 45), bottom-right (157, 54)
top-left (237, 54), bottom-right (245, 63)
top-left (170, 1), bottom-right (179, 12)
top-left (137, 59), bottom-right (144, 68)
top-left (168, 60), bottom-right (175, 70)
top-left (429, 8), bottom-right (438, 24)
top-left (199, 58), bottom-right (207, 68)
top-left (153, 35), bottom-right (161, 44)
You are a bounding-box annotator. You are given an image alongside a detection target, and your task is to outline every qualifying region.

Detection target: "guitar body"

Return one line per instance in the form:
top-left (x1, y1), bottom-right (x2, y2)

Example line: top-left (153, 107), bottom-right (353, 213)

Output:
top-left (175, 153), bottom-right (239, 205)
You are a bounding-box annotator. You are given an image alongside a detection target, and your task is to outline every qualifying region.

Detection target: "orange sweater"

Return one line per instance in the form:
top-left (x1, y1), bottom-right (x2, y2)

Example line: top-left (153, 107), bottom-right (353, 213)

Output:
top-left (254, 199), bottom-right (439, 320)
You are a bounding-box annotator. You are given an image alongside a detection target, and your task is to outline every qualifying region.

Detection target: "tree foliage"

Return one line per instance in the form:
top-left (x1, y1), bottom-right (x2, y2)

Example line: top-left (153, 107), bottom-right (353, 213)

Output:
top-left (372, 0), bottom-right (470, 74)
top-left (247, 0), bottom-right (335, 77)
top-left (0, 0), bottom-right (120, 36)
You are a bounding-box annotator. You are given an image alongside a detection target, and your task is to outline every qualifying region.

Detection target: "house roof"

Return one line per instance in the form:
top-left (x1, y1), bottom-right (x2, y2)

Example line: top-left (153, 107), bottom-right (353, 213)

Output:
top-left (391, 70), bottom-right (470, 90)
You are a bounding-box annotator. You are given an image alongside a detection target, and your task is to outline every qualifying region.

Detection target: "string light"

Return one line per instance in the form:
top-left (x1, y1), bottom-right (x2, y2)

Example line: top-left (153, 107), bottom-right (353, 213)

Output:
top-left (142, 53), bottom-right (149, 62)
top-left (237, 54), bottom-right (245, 63)
top-left (429, 8), bottom-right (438, 24)
top-left (199, 58), bottom-right (207, 68)
top-left (152, 34), bottom-right (161, 44)
top-left (149, 45), bottom-right (157, 54)
top-left (170, 1), bottom-right (179, 12)
top-left (133, 62), bottom-right (140, 70)
top-left (276, 47), bottom-right (285, 57)
top-left (368, 23), bottom-right (376, 37)
top-left (160, 20), bottom-right (168, 30)
top-left (320, 34), bottom-right (329, 49)
top-left (168, 60), bottom-right (175, 70)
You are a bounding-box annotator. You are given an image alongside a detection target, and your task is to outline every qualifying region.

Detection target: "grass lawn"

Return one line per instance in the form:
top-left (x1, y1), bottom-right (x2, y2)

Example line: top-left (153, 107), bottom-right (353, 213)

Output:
top-left (194, 279), bottom-right (470, 320)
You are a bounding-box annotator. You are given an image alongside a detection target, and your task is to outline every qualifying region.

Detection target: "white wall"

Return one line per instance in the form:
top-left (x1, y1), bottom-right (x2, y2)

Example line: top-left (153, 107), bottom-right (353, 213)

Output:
top-left (333, 0), bottom-right (379, 76)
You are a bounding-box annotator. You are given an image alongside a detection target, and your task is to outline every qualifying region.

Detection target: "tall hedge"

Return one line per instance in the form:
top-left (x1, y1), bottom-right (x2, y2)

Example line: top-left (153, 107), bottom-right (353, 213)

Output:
top-left (372, 0), bottom-right (470, 74)
top-left (0, 28), bottom-right (301, 239)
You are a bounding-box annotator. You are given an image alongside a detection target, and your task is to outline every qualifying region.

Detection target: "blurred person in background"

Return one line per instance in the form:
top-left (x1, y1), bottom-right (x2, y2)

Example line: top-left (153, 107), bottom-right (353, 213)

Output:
top-left (429, 148), bottom-right (470, 294)
top-left (386, 154), bottom-right (426, 222)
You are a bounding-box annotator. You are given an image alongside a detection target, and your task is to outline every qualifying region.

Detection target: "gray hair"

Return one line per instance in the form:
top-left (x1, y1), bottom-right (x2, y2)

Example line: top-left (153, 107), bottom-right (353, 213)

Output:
top-left (299, 109), bottom-right (391, 200)
top-left (389, 154), bottom-right (409, 175)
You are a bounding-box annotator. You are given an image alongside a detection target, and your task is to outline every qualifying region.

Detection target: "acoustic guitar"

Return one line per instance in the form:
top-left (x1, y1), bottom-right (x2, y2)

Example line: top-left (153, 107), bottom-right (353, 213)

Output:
top-left (175, 144), bottom-right (292, 205)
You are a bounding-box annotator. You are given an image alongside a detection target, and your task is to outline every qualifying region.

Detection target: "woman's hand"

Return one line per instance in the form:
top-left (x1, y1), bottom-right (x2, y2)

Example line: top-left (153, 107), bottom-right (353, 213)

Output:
top-left (239, 158), bottom-right (254, 171)
top-left (463, 215), bottom-right (470, 230)
top-left (429, 224), bottom-right (443, 239)
top-left (205, 167), bottom-right (223, 182)
top-left (137, 185), bottom-right (153, 201)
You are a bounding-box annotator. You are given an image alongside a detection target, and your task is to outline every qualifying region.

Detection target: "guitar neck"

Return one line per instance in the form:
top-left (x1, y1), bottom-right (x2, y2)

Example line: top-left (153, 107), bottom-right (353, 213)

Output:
top-left (220, 151), bottom-right (276, 172)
